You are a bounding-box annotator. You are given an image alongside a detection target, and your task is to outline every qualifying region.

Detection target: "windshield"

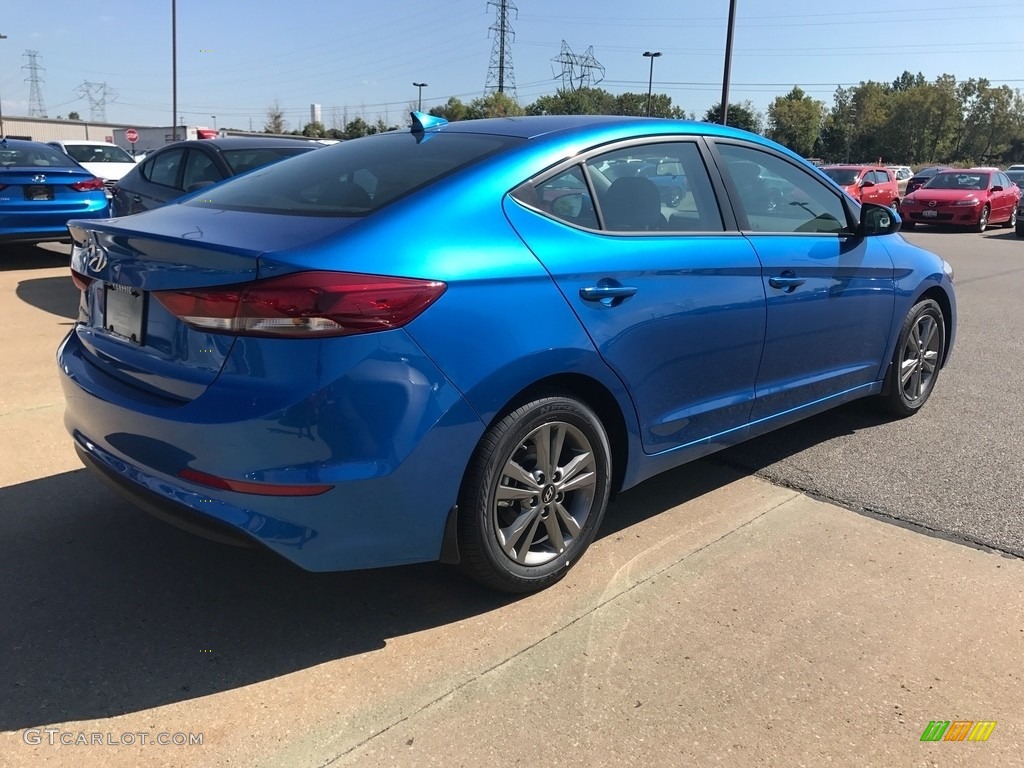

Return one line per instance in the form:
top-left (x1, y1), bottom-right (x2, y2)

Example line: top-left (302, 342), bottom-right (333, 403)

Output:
top-left (924, 172), bottom-right (990, 191)
top-left (822, 168), bottom-right (860, 186)
top-left (186, 131), bottom-right (523, 216)
top-left (64, 144), bottom-right (136, 163)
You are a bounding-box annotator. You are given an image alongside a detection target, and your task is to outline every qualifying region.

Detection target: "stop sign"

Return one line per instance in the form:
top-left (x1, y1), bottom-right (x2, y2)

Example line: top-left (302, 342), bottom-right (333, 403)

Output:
top-left (125, 128), bottom-right (139, 144)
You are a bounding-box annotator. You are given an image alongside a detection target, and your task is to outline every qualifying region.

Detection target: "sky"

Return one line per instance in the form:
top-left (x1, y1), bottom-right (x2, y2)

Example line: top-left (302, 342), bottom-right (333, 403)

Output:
top-left (2, 1), bottom-right (1023, 131)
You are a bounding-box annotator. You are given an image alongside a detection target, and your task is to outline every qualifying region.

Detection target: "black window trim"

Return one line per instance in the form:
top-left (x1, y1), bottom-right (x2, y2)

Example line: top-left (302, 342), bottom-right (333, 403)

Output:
top-left (509, 135), bottom-right (737, 235)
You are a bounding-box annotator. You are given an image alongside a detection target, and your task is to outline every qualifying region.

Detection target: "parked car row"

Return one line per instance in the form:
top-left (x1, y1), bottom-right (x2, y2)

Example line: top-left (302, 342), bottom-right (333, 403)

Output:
top-left (0, 136), bottom-right (323, 246)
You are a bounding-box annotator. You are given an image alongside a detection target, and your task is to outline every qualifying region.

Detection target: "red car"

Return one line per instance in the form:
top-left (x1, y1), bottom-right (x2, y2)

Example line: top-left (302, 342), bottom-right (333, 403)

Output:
top-left (820, 165), bottom-right (901, 209)
top-left (900, 168), bottom-right (1020, 232)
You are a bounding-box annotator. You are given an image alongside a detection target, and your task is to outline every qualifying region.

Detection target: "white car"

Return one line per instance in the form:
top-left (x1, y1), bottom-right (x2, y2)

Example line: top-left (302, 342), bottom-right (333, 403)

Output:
top-left (46, 140), bottom-right (140, 197)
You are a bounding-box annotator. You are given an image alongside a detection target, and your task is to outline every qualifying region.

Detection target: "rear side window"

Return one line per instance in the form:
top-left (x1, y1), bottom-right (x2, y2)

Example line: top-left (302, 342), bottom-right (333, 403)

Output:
top-left (143, 148), bottom-right (185, 188)
top-left (185, 132), bottom-right (523, 216)
top-left (221, 146), bottom-right (314, 174)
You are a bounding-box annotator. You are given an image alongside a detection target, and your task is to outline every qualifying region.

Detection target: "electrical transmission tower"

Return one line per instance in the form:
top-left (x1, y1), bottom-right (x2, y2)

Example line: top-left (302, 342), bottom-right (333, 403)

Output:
top-left (75, 81), bottom-right (118, 123)
top-left (485, 0), bottom-right (517, 97)
top-left (22, 50), bottom-right (47, 117)
top-left (551, 41), bottom-right (605, 91)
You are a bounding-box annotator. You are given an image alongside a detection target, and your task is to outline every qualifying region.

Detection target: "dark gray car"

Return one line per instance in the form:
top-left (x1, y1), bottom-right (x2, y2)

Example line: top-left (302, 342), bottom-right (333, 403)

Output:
top-left (110, 137), bottom-right (321, 216)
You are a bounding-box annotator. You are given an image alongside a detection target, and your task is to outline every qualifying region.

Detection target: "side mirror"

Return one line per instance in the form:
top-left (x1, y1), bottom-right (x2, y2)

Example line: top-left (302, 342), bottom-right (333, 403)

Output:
top-left (991, 185), bottom-right (1004, 192)
top-left (551, 192), bottom-right (585, 220)
top-left (860, 179), bottom-right (876, 188)
top-left (186, 180), bottom-right (216, 193)
top-left (860, 202), bottom-right (900, 236)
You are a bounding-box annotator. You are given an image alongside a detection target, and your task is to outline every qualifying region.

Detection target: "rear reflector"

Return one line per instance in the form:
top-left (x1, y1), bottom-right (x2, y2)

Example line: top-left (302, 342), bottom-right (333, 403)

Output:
top-left (70, 267), bottom-right (94, 291)
top-left (178, 467), bottom-right (333, 496)
top-left (153, 271), bottom-right (446, 338)
top-left (70, 177), bottom-right (107, 192)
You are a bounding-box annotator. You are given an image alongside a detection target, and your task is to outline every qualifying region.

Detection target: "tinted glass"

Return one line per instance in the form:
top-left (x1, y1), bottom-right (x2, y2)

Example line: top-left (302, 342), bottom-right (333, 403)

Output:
top-left (144, 149), bottom-right (185, 188)
top-left (185, 132), bottom-right (522, 216)
top-left (586, 142), bottom-right (723, 232)
top-left (181, 150), bottom-right (222, 189)
top-left (0, 143), bottom-right (80, 169)
top-left (719, 144), bottom-right (848, 234)
top-left (516, 166), bottom-right (599, 229)
top-left (220, 146), bottom-right (315, 174)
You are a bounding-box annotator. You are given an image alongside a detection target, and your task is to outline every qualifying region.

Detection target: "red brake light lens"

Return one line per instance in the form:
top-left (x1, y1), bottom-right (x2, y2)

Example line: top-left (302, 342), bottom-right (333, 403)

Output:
top-left (70, 177), bottom-right (106, 192)
top-left (153, 271), bottom-right (446, 338)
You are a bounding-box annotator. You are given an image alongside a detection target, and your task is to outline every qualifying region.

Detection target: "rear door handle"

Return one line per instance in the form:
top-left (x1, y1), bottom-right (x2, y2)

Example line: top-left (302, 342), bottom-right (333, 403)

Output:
top-left (768, 275), bottom-right (806, 292)
top-left (579, 285), bottom-right (638, 306)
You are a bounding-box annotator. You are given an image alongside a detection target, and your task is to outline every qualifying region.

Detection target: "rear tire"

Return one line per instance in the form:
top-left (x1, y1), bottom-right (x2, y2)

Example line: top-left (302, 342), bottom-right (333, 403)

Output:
top-left (1003, 208), bottom-right (1017, 229)
top-left (457, 395), bottom-right (611, 593)
top-left (879, 299), bottom-right (946, 418)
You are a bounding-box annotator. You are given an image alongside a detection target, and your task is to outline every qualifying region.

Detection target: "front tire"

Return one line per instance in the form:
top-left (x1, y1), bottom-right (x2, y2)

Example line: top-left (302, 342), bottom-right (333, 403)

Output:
top-left (880, 299), bottom-right (946, 418)
top-left (457, 395), bottom-right (611, 593)
top-left (974, 205), bottom-right (990, 233)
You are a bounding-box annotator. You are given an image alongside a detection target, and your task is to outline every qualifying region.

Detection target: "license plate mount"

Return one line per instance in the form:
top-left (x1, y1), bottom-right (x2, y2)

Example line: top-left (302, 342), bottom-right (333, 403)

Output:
top-left (104, 285), bottom-right (146, 345)
top-left (25, 185), bottom-right (54, 201)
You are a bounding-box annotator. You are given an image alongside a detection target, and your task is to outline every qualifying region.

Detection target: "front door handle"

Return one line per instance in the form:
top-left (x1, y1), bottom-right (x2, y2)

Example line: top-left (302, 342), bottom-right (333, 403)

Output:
top-left (580, 284), bottom-right (638, 307)
top-left (768, 274), bottom-right (806, 292)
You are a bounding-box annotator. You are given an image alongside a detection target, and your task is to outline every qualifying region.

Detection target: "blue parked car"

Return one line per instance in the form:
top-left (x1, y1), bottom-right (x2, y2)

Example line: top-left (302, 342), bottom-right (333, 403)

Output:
top-left (59, 114), bottom-right (956, 593)
top-left (0, 138), bottom-right (109, 244)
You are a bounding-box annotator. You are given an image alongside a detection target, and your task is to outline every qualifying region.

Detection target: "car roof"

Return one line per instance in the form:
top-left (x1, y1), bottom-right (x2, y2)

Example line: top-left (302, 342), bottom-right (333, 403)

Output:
top-left (177, 137), bottom-right (321, 149)
top-left (49, 139), bottom-right (119, 145)
top-left (432, 114), bottom-right (764, 143)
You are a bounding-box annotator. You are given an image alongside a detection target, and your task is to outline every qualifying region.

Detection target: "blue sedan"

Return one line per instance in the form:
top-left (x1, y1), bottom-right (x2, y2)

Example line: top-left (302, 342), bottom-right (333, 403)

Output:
top-left (59, 114), bottom-right (956, 593)
top-left (0, 138), bottom-right (109, 244)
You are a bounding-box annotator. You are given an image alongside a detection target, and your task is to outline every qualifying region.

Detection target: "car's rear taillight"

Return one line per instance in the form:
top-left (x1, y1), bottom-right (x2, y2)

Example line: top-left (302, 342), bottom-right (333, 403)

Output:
top-left (70, 267), bottom-right (94, 291)
top-left (153, 271), bottom-right (446, 338)
top-left (70, 177), bottom-right (106, 192)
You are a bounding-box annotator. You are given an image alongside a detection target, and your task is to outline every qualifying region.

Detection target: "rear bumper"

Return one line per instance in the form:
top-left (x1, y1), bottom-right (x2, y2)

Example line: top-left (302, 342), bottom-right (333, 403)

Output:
top-left (58, 327), bottom-right (485, 571)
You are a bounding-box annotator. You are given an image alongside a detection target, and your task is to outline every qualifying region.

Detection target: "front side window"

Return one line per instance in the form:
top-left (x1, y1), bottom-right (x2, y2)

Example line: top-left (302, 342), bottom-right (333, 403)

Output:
top-left (718, 144), bottom-right (848, 234)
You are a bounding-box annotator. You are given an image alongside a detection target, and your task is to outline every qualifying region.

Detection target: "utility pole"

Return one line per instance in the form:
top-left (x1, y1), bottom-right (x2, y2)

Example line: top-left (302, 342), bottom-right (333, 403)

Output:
top-left (23, 50), bottom-right (47, 117)
top-left (172, 0), bottom-right (178, 140)
top-left (486, 0), bottom-right (517, 98)
top-left (0, 33), bottom-right (7, 137)
top-left (720, 0), bottom-right (737, 126)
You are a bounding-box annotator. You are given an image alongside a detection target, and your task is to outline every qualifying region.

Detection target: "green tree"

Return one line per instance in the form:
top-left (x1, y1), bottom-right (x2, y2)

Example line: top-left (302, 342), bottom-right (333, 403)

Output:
top-left (526, 87), bottom-right (617, 116)
top-left (766, 87), bottom-right (824, 156)
top-left (430, 97), bottom-right (469, 122)
top-left (465, 92), bottom-right (525, 119)
top-left (703, 101), bottom-right (762, 134)
top-left (67, 110), bottom-right (81, 121)
top-left (301, 121), bottom-right (326, 138)
top-left (343, 117), bottom-right (372, 139)
top-left (264, 101), bottom-right (286, 134)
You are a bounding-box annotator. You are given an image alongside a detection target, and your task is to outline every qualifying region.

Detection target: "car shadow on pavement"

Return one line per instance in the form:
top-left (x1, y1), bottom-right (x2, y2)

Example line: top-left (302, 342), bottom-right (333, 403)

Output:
top-left (0, 459), bottom-right (747, 730)
top-left (0, 405), bottom-right (884, 730)
top-left (15, 276), bottom-right (80, 320)
top-left (0, 243), bottom-right (69, 271)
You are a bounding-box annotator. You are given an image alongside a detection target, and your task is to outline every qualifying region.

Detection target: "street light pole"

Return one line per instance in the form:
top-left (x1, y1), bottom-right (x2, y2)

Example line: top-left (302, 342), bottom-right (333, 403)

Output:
top-left (720, 0), bottom-right (738, 126)
top-left (0, 33), bottom-right (7, 137)
top-left (212, 115), bottom-right (217, 130)
top-left (413, 82), bottom-right (428, 112)
top-left (642, 51), bottom-right (661, 117)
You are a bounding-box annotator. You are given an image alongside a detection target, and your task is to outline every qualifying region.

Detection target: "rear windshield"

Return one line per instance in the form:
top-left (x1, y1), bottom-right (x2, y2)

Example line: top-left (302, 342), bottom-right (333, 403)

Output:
top-left (221, 146), bottom-right (316, 174)
top-left (0, 143), bottom-right (80, 169)
top-left (822, 168), bottom-right (859, 185)
top-left (185, 131), bottom-right (523, 216)
top-left (925, 172), bottom-right (990, 190)
top-left (64, 144), bottom-right (136, 164)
